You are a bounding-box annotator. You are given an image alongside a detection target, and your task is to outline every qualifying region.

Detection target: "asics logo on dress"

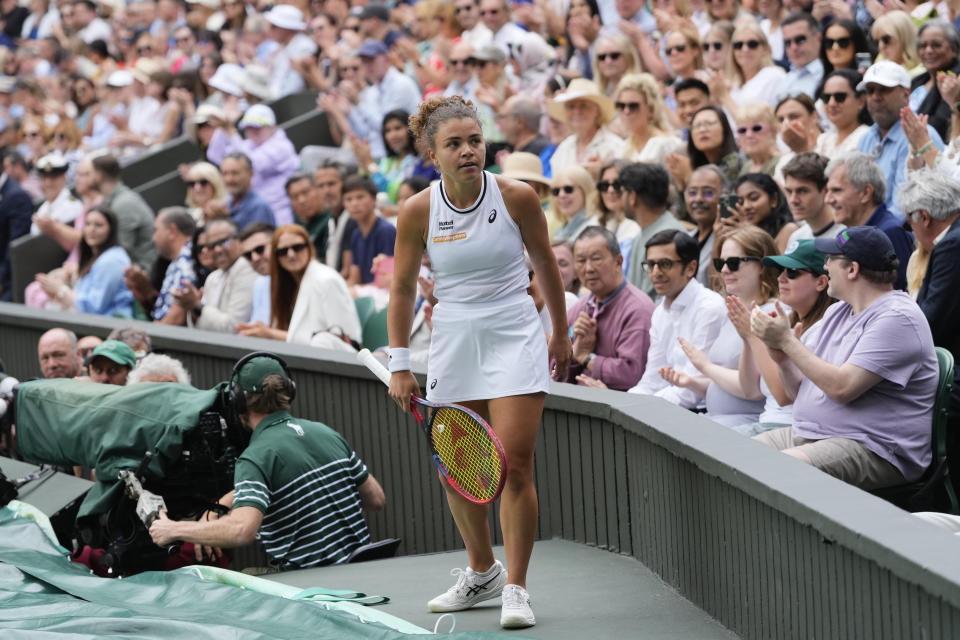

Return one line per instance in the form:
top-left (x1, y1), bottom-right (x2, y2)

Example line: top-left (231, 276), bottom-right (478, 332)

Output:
top-left (430, 379), bottom-right (438, 389)
top-left (488, 209), bottom-right (497, 223)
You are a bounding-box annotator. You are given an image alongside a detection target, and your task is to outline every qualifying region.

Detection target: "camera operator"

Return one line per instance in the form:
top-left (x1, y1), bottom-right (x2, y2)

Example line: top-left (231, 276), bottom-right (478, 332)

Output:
top-left (150, 355), bottom-right (385, 569)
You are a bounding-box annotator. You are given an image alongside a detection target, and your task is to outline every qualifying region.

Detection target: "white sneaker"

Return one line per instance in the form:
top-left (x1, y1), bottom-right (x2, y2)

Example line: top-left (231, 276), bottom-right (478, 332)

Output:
top-left (500, 584), bottom-right (535, 628)
top-left (427, 560), bottom-right (507, 612)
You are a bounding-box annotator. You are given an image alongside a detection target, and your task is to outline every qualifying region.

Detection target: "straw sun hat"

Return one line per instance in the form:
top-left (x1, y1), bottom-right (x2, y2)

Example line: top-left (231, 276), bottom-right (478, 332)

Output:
top-left (500, 152), bottom-right (550, 186)
top-left (546, 78), bottom-right (616, 125)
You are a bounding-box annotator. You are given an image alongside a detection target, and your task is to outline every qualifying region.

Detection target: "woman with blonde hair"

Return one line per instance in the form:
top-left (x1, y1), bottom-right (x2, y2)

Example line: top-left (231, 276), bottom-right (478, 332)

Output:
top-left (236, 224), bottom-right (361, 349)
top-left (549, 165), bottom-right (599, 242)
top-left (590, 33), bottom-right (642, 98)
top-left (18, 115), bottom-right (49, 163)
top-left (589, 158), bottom-right (639, 245)
top-left (613, 73), bottom-right (684, 163)
top-left (725, 23), bottom-right (784, 109)
top-left (664, 23), bottom-right (707, 84)
top-left (871, 11), bottom-right (923, 77)
top-left (661, 225), bottom-right (784, 428)
top-left (735, 102), bottom-right (780, 175)
top-left (183, 162), bottom-right (228, 223)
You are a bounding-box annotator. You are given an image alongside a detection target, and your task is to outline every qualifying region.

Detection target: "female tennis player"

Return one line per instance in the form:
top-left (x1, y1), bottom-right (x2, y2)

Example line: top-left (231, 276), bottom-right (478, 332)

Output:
top-left (387, 96), bottom-right (572, 629)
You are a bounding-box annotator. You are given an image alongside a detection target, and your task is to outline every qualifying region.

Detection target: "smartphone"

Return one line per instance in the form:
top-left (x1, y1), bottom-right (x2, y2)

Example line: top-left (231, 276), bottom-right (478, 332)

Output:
top-left (718, 194), bottom-right (741, 219)
top-left (855, 52), bottom-right (872, 74)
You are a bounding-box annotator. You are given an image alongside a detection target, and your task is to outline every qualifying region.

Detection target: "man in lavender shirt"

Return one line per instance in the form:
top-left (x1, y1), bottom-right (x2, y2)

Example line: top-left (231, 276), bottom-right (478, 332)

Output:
top-left (750, 226), bottom-right (937, 489)
top-left (557, 226), bottom-right (654, 391)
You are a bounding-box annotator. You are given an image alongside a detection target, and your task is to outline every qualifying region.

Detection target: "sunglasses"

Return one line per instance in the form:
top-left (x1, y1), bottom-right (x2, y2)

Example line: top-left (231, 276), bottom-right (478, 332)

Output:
top-left (615, 101), bottom-right (642, 112)
top-left (821, 91), bottom-right (849, 104)
top-left (242, 244), bottom-right (268, 261)
top-left (597, 180), bottom-right (621, 193)
top-left (641, 258), bottom-right (680, 272)
top-left (776, 266), bottom-right (812, 279)
top-left (479, 8), bottom-right (499, 15)
top-left (879, 35), bottom-right (893, 46)
top-left (713, 256), bottom-right (761, 271)
top-left (597, 52), bottom-right (622, 62)
top-left (450, 58), bottom-right (475, 67)
top-left (201, 236), bottom-right (233, 251)
top-left (455, 5), bottom-right (473, 13)
top-left (732, 40), bottom-right (761, 51)
top-left (736, 123), bottom-right (767, 136)
top-left (784, 34), bottom-right (808, 47)
top-left (552, 185), bottom-right (577, 196)
top-left (824, 37), bottom-right (852, 49)
top-left (702, 41), bottom-right (724, 51)
top-left (665, 44), bottom-right (687, 55)
top-left (23, 131), bottom-right (41, 138)
top-left (276, 242), bottom-right (308, 258)
top-left (186, 178), bottom-right (210, 188)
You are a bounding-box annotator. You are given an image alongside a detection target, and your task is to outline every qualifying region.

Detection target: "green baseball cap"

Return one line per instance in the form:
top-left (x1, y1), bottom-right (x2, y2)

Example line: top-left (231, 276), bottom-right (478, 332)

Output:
top-left (236, 356), bottom-right (288, 392)
top-left (762, 239), bottom-right (828, 276)
top-left (84, 340), bottom-right (137, 369)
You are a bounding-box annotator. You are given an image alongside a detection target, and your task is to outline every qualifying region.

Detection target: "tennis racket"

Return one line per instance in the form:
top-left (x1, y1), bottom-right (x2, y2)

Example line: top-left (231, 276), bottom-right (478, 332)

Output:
top-left (357, 349), bottom-right (507, 504)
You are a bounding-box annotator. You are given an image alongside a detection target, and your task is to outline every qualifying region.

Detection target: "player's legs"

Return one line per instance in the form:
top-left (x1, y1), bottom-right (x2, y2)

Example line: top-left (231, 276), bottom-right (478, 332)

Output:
top-left (444, 399), bottom-right (495, 573)
top-left (487, 392), bottom-right (544, 590)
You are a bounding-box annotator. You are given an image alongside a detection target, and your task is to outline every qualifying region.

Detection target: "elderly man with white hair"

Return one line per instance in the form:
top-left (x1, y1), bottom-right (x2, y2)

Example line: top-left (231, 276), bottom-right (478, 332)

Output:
top-left (127, 353), bottom-right (192, 385)
top-left (898, 170), bottom-right (960, 387)
top-left (824, 152), bottom-right (914, 291)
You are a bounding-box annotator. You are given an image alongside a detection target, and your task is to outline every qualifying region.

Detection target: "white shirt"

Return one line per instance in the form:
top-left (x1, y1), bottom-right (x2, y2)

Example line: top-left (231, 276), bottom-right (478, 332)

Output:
top-left (550, 127), bottom-right (625, 176)
top-left (730, 66), bottom-right (787, 109)
top-left (814, 125), bottom-right (870, 159)
top-left (461, 23), bottom-right (493, 49)
top-left (287, 260), bottom-right (362, 349)
top-left (628, 278), bottom-right (727, 408)
top-left (194, 257), bottom-right (258, 333)
top-left (267, 33), bottom-right (318, 99)
top-left (31, 187), bottom-right (83, 235)
top-left (78, 17), bottom-right (111, 44)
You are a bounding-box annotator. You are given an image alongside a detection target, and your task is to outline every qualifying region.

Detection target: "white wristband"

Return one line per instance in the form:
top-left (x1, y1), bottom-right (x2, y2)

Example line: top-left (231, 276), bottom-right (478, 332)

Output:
top-left (387, 347), bottom-right (411, 372)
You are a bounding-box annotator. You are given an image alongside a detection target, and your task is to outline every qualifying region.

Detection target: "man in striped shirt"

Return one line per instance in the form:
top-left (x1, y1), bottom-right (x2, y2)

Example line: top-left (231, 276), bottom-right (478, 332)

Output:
top-left (150, 356), bottom-right (385, 569)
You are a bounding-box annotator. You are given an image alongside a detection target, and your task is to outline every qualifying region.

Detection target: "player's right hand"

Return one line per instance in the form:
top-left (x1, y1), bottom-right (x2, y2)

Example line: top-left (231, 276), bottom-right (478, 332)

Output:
top-left (389, 371), bottom-right (421, 414)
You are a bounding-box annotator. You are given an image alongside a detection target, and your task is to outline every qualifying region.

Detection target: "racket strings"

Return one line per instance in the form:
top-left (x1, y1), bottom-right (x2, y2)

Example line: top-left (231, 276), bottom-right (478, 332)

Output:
top-left (430, 407), bottom-right (505, 503)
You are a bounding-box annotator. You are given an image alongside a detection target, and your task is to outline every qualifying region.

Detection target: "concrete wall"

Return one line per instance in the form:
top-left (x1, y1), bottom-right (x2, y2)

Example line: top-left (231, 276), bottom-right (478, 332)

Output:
top-left (3, 303), bottom-right (960, 639)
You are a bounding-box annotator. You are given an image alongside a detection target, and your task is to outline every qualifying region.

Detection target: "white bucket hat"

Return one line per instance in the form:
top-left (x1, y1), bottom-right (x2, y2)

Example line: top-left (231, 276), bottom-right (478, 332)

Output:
top-left (265, 5), bottom-right (307, 31)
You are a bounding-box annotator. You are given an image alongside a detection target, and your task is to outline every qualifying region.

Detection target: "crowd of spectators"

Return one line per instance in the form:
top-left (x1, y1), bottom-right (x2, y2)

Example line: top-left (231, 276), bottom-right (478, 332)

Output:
top-left (2, 0), bottom-right (960, 538)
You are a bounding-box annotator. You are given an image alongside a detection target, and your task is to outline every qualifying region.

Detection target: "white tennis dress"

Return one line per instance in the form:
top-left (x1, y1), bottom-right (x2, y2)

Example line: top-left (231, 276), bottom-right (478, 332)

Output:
top-left (425, 171), bottom-right (550, 402)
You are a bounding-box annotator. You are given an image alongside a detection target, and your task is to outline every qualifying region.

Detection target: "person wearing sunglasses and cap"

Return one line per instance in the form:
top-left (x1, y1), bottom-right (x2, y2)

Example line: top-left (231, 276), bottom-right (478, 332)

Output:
top-left (727, 239), bottom-right (835, 438)
top-left (750, 226), bottom-right (938, 491)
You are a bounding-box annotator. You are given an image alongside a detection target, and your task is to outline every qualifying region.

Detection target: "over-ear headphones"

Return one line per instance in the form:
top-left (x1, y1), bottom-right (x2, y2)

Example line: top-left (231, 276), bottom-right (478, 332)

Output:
top-left (227, 352), bottom-right (297, 419)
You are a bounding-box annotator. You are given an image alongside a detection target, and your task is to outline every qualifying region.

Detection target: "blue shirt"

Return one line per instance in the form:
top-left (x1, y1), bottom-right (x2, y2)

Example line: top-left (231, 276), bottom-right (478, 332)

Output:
top-left (777, 58), bottom-right (823, 101)
top-left (249, 274), bottom-right (271, 324)
top-left (75, 246), bottom-right (134, 317)
top-left (349, 217), bottom-right (396, 285)
top-left (866, 203), bottom-right (915, 292)
top-left (857, 120), bottom-right (944, 222)
top-left (153, 241), bottom-right (196, 320)
top-left (229, 190), bottom-right (276, 231)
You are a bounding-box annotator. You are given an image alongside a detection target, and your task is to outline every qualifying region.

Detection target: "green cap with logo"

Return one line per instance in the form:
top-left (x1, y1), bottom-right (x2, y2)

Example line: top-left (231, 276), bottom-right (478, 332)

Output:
top-left (762, 239), bottom-right (827, 276)
top-left (236, 356), bottom-right (288, 392)
top-left (84, 340), bottom-right (138, 369)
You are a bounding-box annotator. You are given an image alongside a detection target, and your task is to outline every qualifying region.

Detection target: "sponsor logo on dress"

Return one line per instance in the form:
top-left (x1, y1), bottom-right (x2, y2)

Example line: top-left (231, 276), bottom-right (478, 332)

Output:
top-left (439, 219), bottom-right (454, 231)
top-left (432, 232), bottom-right (468, 243)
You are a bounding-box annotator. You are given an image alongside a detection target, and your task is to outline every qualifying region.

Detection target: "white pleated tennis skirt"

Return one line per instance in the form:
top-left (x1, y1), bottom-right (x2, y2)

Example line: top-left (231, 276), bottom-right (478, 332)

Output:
top-left (426, 291), bottom-right (550, 403)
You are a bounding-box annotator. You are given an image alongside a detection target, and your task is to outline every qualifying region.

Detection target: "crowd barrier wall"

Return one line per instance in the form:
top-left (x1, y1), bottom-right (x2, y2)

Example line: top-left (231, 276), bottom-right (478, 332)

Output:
top-left (2, 303), bottom-right (960, 639)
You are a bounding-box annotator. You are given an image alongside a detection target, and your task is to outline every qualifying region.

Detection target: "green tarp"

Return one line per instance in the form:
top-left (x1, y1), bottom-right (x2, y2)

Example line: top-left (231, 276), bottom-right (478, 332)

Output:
top-left (14, 379), bottom-right (225, 517)
top-left (0, 506), bottom-right (513, 638)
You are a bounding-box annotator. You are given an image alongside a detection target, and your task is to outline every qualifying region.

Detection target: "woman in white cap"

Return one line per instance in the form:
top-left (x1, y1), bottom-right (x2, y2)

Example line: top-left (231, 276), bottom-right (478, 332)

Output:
top-left (547, 78), bottom-right (625, 177)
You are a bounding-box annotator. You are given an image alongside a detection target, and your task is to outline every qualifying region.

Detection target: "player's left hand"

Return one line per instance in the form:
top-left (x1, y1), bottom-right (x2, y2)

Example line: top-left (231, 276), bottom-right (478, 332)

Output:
top-left (549, 330), bottom-right (573, 379)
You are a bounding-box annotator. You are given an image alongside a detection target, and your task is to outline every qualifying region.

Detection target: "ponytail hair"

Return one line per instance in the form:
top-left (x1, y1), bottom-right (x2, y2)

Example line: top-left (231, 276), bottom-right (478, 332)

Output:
top-left (409, 95), bottom-right (482, 151)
